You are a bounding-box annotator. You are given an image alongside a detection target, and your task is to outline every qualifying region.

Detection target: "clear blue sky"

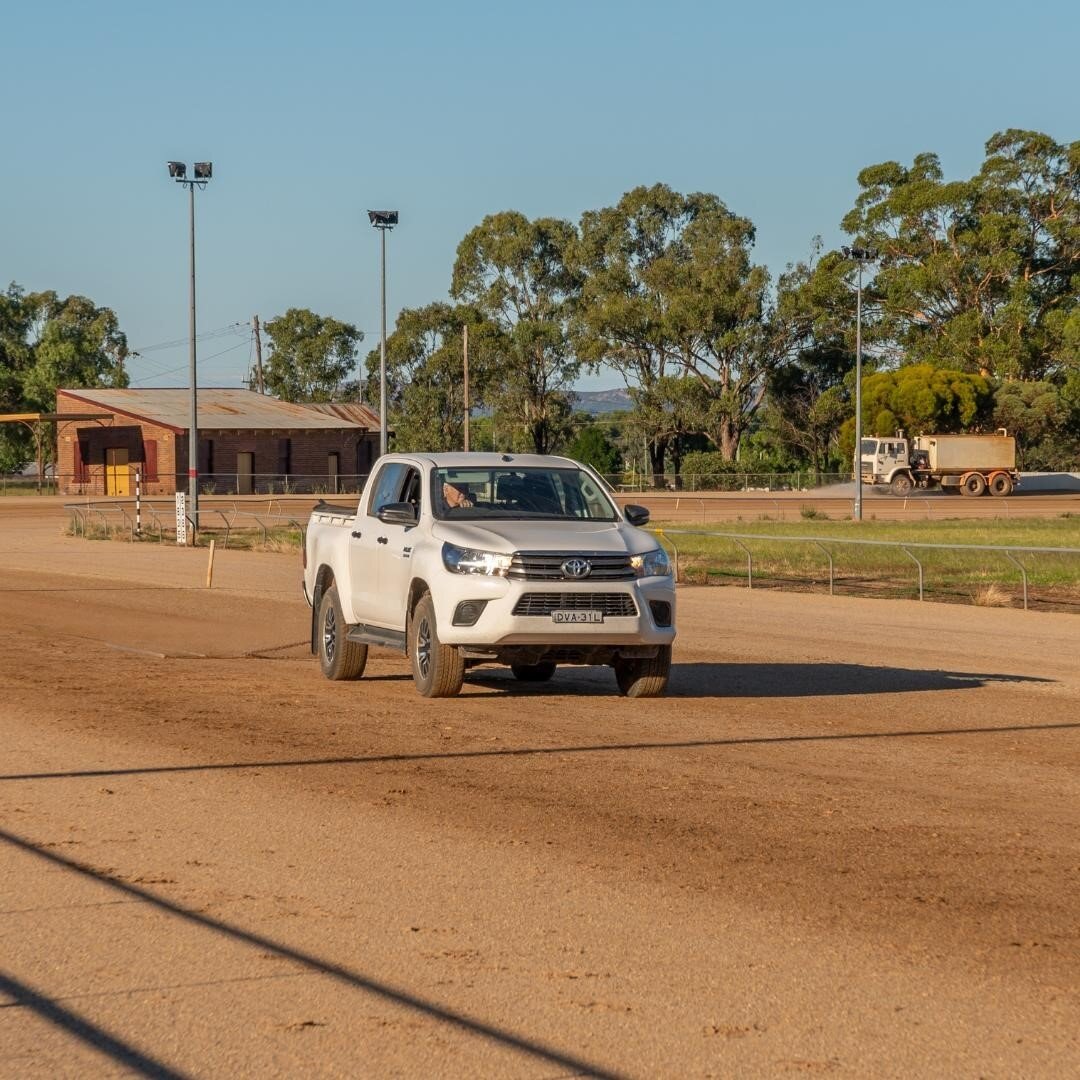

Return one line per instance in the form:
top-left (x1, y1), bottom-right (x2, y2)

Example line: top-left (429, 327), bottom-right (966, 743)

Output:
top-left (2, 0), bottom-right (1077, 392)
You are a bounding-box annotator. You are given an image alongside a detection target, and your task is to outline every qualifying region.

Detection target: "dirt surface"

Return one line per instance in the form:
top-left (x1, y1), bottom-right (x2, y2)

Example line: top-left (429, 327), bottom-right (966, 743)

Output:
top-left (1, 499), bottom-right (1078, 1078)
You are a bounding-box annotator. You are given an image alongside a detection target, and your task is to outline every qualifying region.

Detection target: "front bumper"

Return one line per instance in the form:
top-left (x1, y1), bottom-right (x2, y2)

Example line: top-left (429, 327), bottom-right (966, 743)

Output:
top-left (431, 573), bottom-right (676, 649)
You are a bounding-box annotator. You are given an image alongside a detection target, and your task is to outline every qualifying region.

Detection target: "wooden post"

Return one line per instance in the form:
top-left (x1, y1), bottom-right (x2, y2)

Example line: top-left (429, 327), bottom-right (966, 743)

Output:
top-left (206, 538), bottom-right (216, 588)
top-left (252, 315), bottom-right (265, 394)
top-left (463, 323), bottom-right (470, 452)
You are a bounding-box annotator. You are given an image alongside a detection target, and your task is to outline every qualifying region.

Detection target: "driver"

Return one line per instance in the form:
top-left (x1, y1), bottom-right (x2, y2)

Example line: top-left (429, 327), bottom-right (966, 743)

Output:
top-left (442, 482), bottom-right (473, 509)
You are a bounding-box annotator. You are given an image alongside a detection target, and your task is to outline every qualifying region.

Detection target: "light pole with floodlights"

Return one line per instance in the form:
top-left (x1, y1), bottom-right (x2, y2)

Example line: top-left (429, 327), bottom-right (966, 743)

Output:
top-left (168, 160), bottom-right (213, 532)
top-left (842, 245), bottom-right (876, 522)
top-left (367, 209), bottom-right (398, 459)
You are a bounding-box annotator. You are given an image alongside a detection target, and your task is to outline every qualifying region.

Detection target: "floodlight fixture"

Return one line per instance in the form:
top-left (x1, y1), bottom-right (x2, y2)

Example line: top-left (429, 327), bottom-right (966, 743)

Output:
top-left (194, 161), bottom-right (213, 179)
top-left (367, 209), bottom-right (399, 228)
top-left (842, 245), bottom-right (877, 262)
top-left (167, 161), bottom-right (187, 179)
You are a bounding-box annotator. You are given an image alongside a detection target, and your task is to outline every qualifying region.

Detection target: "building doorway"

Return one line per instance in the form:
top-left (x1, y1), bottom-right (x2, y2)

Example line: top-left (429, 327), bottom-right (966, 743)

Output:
top-left (237, 451), bottom-right (254, 495)
top-left (105, 447), bottom-right (130, 495)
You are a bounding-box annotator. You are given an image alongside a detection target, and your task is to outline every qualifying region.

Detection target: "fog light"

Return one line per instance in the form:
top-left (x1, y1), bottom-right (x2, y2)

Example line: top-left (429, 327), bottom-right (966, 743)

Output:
top-left (452, 600), bottom-right (488, 627)
top-left (648, 600), bottom-right (672, 627)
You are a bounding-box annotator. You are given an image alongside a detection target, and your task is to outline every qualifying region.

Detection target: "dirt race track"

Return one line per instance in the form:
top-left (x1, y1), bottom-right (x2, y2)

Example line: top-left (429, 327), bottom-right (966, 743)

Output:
top-left (1, 499), bottom-right (1078, 1078)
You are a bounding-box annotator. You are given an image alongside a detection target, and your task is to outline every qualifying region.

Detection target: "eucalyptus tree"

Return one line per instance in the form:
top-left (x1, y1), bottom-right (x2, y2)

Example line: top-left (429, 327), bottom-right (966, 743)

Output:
top-left (262, 308), bottom-right (362, 402)
top-left (450, 211), bottom-right (580, 454)
top-left (842, 129), bottom-right (1080, 381)
top-left (573, 184), bottom-right (790, 465)
top-left (363, 302), bottom-right (496, 452)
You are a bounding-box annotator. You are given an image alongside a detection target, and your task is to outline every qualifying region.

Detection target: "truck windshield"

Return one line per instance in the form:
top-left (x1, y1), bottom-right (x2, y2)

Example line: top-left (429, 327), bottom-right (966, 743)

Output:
top-left (433, 467), bottom-right (618, 521)
top-left (860, 439), bottom-right (878, 456)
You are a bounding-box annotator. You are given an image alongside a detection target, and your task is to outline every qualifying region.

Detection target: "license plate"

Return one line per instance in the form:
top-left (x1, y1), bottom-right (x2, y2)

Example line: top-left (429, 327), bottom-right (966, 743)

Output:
top-left (551, 610), bottom-right (604, 624)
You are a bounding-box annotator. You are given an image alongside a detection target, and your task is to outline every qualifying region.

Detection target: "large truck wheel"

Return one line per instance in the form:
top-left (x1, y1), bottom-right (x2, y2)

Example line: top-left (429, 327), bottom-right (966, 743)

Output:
top-left (318, 583), bottom-right (368, 680)
top-left (960, 472), bottom-right (987, 497)
top-left (989, 472), bottom-right (1013, 497)
top-left (410, 592), bottom-right (464, 697)
top-left (511, 662), bottom-right (557, 682)
top-left (614, 645), bottom-right (672, 698)
top-left (889, 472), bottom-right (913, 497)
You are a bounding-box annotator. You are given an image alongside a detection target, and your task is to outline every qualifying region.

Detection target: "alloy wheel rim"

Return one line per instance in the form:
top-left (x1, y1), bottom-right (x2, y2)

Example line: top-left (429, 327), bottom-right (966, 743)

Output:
top-left (417, 617), bottom-right (431, 678)
top-left (323, 605), bottom-right (336, 662)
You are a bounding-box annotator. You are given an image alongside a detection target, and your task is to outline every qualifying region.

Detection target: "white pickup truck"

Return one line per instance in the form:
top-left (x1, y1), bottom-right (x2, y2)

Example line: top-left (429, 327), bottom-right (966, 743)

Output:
top-left (302, 452), bottom-right (676, 698)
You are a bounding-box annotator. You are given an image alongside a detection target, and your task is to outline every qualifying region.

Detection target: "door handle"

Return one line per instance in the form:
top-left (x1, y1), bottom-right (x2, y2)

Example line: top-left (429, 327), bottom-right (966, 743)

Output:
top-left (350, 530), bottom-right (362, 538)
top-left (376, 536), bottom-right (388, 545)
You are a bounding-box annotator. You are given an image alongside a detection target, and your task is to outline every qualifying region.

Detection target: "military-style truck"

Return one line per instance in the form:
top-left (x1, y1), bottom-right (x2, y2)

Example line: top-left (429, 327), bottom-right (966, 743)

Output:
top-left (861, 431), bottom-right (1019, 497)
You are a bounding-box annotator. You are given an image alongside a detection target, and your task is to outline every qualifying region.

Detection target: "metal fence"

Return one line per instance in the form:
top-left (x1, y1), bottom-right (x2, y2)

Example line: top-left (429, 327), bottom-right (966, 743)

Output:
top-left (649, 527), bottom-right (1080, 611)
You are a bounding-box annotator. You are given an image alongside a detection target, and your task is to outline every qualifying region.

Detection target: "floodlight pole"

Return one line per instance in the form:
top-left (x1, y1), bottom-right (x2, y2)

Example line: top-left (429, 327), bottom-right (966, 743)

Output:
top-left (380, 224), bottom-right (388, 458)
top-left (368, 211), bottom-right (398, 460)
top-left (844, 246), bottom-right (875, 523)
top-left (188, 180), bottom-right (199, 530)
top-left (170, 162), bottom-right (212, 532)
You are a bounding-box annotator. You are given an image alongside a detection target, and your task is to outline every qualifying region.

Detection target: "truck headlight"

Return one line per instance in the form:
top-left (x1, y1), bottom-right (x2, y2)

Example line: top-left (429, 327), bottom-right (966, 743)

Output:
top-left (442, 543), bottom-right (512, 576)
top-left (631, 547), bottom-right (671, 578)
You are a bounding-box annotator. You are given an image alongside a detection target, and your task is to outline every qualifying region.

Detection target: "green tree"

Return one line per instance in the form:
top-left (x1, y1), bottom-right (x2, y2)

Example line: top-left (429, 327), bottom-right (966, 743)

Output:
top-left (0, 285), bottom-right (128, 471)
top-left (573, 184), bottom-right (789, 468)
top-left (566, 421), bottom-right (620, 475)
top-left (263, 308), bottom-right (363, 402)
top-left (364, 303), bottom-right (496, 452)
top-left (842, 130), bottom-right (1080, 381)
top-left (451, 211), bottom-right (580, 454)
top-left (992, 380), bottom-right (1072, 469)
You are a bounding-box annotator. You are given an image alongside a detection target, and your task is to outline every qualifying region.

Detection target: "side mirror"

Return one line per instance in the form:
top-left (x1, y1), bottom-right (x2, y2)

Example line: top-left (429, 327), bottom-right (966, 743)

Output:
top-left (624, 504), bottom-right (650, 527)
top-left (377, 502), bottom-right (418, 525)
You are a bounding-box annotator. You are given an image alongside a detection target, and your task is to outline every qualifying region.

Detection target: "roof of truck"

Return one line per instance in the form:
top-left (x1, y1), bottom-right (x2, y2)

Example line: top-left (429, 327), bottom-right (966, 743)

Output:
top-left (389, 452), bottom-right (581, 469)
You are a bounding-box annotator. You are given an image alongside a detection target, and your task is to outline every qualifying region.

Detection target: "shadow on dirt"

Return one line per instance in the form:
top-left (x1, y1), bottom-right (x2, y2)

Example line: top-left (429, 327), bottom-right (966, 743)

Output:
top-left (467, 662), bottom-right (1052, 698)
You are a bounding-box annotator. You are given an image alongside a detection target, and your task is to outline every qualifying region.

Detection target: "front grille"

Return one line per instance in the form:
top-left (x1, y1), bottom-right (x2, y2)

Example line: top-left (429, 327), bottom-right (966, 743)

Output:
top-left (508, 551), bottom-right (635, 581)
top-left (512, 592), bottom-right (638, 617)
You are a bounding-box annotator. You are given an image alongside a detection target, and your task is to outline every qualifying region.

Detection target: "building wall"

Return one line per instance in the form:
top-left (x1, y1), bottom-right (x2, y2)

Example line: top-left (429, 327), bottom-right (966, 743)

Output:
top-left (55, 392), bottom-right (378, 495)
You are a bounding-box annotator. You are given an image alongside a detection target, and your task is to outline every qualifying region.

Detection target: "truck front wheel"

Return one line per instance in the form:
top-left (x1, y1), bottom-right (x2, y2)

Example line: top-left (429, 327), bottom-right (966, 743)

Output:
top-left (410, 593), bottom-right (464, 697)
top-left (889, 472), bottom-right (913, 497)
top-left (614, 645), bottom-right (672, 698)
top-left (318, 583), bottom-right (368, 680)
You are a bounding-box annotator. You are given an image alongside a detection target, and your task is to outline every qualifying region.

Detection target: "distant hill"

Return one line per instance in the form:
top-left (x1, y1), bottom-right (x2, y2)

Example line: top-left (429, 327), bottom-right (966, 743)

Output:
top-left (570, 388), bottom-right (632, 415)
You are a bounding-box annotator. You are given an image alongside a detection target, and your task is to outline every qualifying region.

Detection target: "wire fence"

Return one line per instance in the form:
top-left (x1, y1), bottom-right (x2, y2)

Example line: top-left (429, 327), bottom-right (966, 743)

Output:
top-left (649, 527), bottom-right (1080, 611)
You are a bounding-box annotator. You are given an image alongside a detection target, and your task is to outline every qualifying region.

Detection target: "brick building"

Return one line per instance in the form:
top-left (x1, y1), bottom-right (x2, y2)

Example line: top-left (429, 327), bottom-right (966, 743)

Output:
top-left (55, 388), bottom-right (381, 496)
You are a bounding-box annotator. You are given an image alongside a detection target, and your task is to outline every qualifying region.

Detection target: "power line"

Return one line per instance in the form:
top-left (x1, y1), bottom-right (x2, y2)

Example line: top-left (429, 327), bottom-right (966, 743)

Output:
top-left (128, 338), bottom-right (253, 384)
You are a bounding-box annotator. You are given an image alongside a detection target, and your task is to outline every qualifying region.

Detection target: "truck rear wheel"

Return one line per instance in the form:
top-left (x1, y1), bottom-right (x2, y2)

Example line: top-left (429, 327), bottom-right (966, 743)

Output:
top-left (318, 583), bottom-right (368, 680)
top-left (410, 592), bottom-right (464, 697)
top-left (889, 472), bottom-right (913, 497)
top-left (960, 472), bottom-right (987, 497)
top-left (989, 472), bottom-right (1013, 497)
top-left (614, 645), bottom-right (672, 698)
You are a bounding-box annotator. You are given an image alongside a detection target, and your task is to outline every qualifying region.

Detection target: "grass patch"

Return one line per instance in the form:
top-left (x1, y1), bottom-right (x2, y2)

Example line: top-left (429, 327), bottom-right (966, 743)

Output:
top-left (652, 517), bottom-right (1080, 611)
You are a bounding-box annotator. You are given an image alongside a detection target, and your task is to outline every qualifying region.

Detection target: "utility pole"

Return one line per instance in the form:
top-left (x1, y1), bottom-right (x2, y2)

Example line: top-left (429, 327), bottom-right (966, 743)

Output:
top-left (252, 315), bottom-right (265, 394)
top-left (463, 323), bottom-right (470, 452)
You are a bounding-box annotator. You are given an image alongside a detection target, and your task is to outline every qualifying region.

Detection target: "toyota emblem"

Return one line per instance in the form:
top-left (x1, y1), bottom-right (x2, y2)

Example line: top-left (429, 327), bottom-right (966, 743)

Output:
top-left (561, 557), bottom-right (591, 579)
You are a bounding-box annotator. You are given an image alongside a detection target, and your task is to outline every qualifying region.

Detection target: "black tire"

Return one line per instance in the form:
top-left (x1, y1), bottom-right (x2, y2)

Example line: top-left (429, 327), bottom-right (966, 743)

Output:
top-left (989, 472), bottom-right (1013, 497)
top-left (511, 662), bottom-right (557, 682)
top-left (889, 472), bottom-right (913, 497)
top-left (318, 583), bottom-right (368, 680)
top-left (613, 644), bottom-right (672, 698)
top-left (410, 592), bottom-right (464, 697)
top-left (960, 472), bottom-right (987, 497)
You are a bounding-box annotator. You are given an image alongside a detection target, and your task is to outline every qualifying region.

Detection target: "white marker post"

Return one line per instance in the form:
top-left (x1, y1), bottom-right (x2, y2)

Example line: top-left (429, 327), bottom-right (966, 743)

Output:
top-left (175, 491), bottom-right (187, 546)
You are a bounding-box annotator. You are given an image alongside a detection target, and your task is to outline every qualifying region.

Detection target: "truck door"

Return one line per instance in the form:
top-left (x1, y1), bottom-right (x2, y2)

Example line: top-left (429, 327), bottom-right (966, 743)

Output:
top-left (349, 461), bottom-right (420, 631)
top-left (347, 461), bottom-right (406, 624)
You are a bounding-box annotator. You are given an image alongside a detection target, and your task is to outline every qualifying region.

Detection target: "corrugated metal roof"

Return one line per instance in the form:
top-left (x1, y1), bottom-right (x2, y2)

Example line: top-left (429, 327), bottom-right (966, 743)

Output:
top-left (58, 388), bottom-right (376, 431)
top-left (306, 401), bottom-right (382, 430)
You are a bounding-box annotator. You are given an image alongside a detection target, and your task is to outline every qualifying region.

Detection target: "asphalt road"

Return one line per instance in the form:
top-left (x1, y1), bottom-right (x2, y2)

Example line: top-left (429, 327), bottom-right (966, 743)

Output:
top-left (0, 500), bottom-right (1078, 1077)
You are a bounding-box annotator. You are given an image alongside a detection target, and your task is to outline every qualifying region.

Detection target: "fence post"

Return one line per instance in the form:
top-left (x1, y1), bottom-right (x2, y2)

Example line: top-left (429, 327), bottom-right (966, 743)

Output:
top-left (1003, 551), bottom-right (1029, 610)
top-left (900, 546), bottom-right (924, 601)
top-left (730, 538), bottom-right (753, 589)
top-left (135, 470), bottom-right (141, 537)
